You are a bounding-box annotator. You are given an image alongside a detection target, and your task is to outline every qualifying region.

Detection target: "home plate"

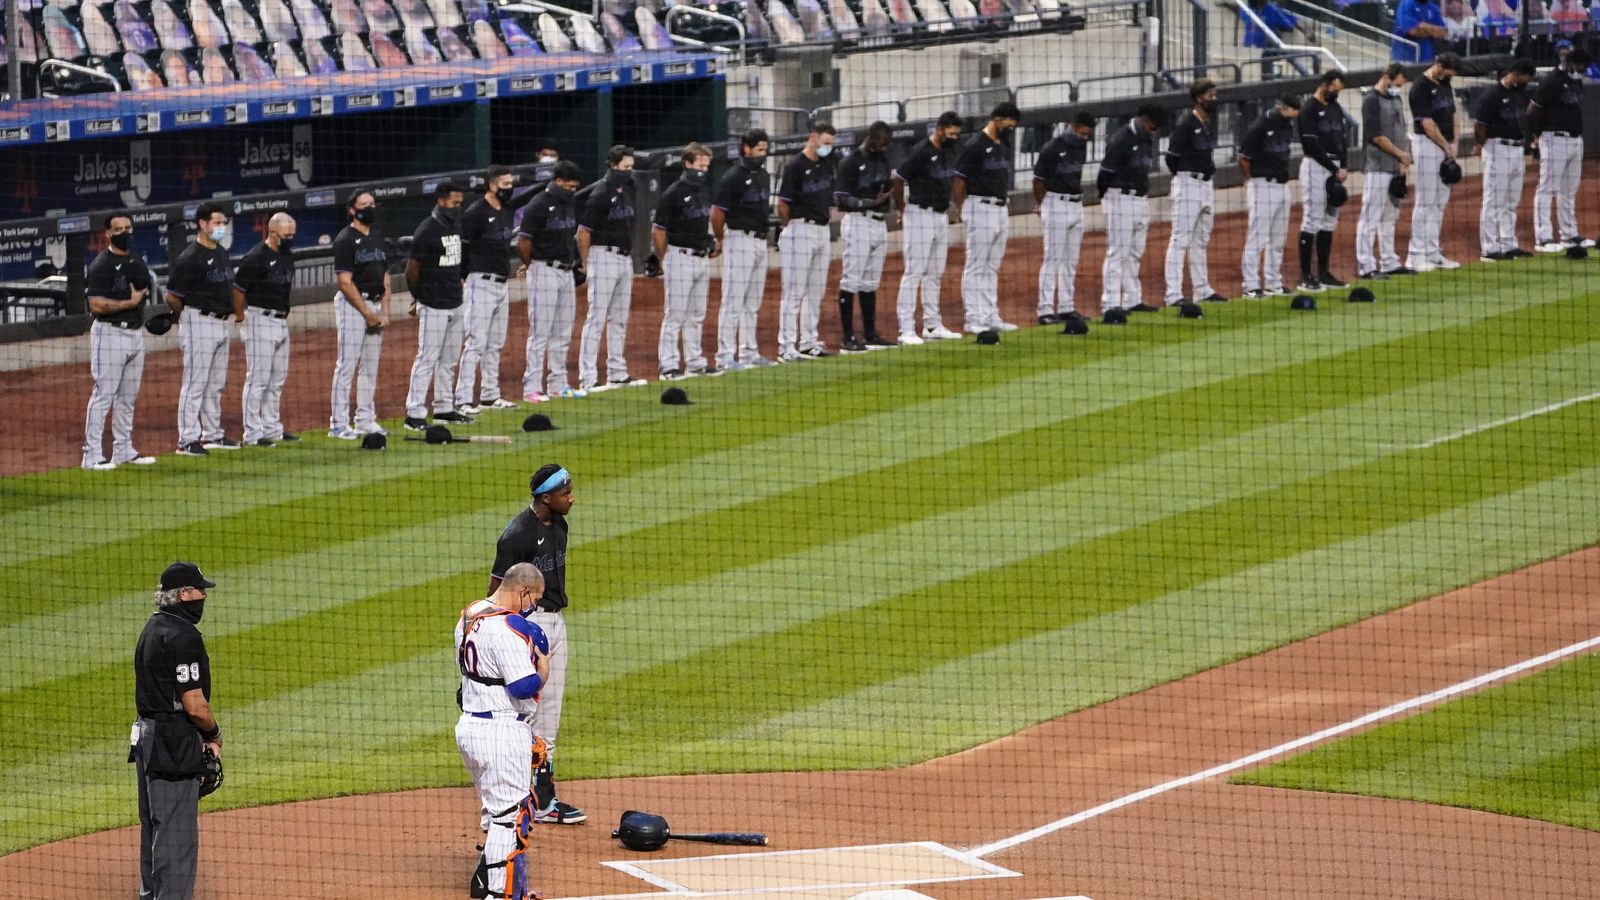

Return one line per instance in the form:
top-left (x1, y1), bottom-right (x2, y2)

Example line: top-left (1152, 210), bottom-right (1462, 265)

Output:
top-left (590, 841), bottom-right (1019, 897)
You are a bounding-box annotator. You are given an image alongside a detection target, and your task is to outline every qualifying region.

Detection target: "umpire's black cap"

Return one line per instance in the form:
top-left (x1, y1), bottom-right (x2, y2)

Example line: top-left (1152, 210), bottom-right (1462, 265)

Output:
top-left (160, 562), bottom-right (215, 591)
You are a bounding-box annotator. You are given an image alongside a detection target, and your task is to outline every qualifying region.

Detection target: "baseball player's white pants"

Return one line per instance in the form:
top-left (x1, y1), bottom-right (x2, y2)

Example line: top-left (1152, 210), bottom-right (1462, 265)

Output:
top-left (659, 248), bottom-right (710, 374)
top-left (82, 321), bottom-right (145, 466)
top-left (524, 609), bottom-right (568, 753)
top-left (1241, 179), bottom-right (1290, 293)
top-left (176, 308), bottom-right (231, 446)
top-left (1480, 139), bottom-right (1526, 255)
top-left (456, 714), bottom-right (535, 899)
top-left (455, 273), bottom-right (511, 407)
top-left (1355, 171), bottom-right (1403, 275)
top-left (1100, 188), bottom-right (1150, 312)
top-left (778, 221), bottom-right (830, 355)
top-left (960, 197), bottom-right (1008, 331)
top-left (406, 304), bottom-right (464, 418)
top-left (716, 231), bottom-right (769, 366)
top-left (241, 308), bottom-right (289, 444)
top-left (524, 264), bottom-right (575, 396)
top-left (330, 297), bottom-right (383, 431)
top-left (578, 246), bottom-right (634, 388)
top-left (1298, 158), bottom-right (1342, 235)
top-left (1407, 138), bottom-right (1451, 267)
top-left (896, 205), bottom-right (949, 335)
top-left (839, 212), bottom-right (886, 296)
top-left (1162, 176), bottom-right (1213, 304)
top-left (1039, 193), bottom-right (1086, 315)
top-left (1534, 132), bottom-right (1582, 245)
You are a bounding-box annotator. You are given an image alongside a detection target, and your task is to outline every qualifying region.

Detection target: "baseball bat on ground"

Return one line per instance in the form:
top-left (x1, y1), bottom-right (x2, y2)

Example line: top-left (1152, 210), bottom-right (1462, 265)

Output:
top-left (667, 832), bottom-right (769, 846)
top-left (402, 425), bottom-right (513, 445)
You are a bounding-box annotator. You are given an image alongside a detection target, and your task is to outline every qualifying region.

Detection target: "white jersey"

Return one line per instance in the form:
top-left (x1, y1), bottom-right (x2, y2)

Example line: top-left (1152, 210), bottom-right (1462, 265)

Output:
top-left (454, 600), bottom-right (541, 716)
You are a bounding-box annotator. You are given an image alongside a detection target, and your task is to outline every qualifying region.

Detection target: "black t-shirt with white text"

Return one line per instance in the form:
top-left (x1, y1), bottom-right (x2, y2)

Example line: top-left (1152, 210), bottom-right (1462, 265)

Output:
top-left (408, 210), bottom-right (464, 309)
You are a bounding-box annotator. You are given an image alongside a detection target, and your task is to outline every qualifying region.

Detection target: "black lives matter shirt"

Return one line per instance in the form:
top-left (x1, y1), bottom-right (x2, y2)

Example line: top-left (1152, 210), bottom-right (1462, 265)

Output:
top-left (133, 608), bottom-right (212, 777)
top-left (956, 133), bottom-right (1012, 199)
top-left (409, 210), bottom-right (464, 309)
top-left (491, 508), bottom-right (570, 611)
top-left (778, 153), bottom-right (834, 224)
top-left (232, 241), bottom-right (295, 314)
top-left (166, 240), bottom-right (233, 315)
top-left (86, 249), bottom-right (152, 327)
top-left (1411, 74), bottom-right (1457, 142)
top-left (332, 225), bottom-right (388, 298)
top-left (895, 137), bottom-right (956, 212)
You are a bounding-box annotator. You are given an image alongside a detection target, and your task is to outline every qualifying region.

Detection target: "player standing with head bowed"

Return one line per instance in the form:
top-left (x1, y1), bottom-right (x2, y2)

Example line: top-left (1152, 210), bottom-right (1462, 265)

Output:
top-left (776, 122), bottom-right (838, 360)
top-left (457, 166), bottom-right (535, 414)
top-left (235, 212), bottom-right (298, 447)
top-left (82, 213), bottom-right (154, 470)
top-left (953, 102), bottom-right (1023, 334)
top-left (1355, 64), bottom-right (1414, 280)
top-left (892, 112), bottom-right (964, 343)
top-left (519, 160), bottom-right (586, 401)
top-left (713, 129), bottom-right (776, 369)
top-left (168, 201), bottom-right (240, 456)
top-left (654, 143), bottom-right (719, 380)
top-left (1474, 60), bottom-right (1536, 261)
top-left (329, 191), bottom-right (391, 439)
top-left (1163, 84), bottom-right (1225, 308)
top-left (1530, 48), bottom-right (1593, 253)
top-left (1096, 104), bottom-right (1165, 317)
top-left (833, 121), bottom-right (896, 352)
top-left (1405, 51), bottom-right (1462, 272)
top-left (405, 181), bottom-right (474, 431)
top-left (577, 145), bottom-right (645, 391)
top-left (1296, 70), bottom-right (1351, 292)
top-left (1239, 95), bottom-right (1301, 298)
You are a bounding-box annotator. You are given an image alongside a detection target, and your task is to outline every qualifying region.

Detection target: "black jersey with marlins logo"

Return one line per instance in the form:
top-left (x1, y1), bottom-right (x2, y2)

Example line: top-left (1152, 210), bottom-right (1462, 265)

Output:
top-left (492, 508), bottom-right (570, 611)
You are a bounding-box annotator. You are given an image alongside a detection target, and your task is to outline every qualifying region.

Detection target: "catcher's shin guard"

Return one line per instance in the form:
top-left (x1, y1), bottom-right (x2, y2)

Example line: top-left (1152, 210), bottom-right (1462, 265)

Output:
top-left (483, 795), bottom-right (535, 899)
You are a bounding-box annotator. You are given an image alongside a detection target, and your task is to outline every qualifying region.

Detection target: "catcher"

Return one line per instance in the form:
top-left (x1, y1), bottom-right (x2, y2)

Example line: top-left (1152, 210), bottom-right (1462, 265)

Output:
top-left (456, 562), bottom-right (552, 900)
top-left (130, 562), bottom-right (225, 900)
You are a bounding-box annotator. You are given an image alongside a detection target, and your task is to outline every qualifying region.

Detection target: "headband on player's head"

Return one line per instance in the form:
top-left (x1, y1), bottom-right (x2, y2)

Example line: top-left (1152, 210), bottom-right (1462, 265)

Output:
top-left (532, 467), bottom-right (571, 496)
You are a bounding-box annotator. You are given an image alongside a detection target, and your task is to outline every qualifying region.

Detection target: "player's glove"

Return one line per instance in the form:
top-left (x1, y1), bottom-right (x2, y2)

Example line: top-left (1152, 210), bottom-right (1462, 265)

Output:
top-left (530, 734), bottom-right (550, 771)
top-left (643, 253), bottom-right (662, 278)
top-left (198, 747), bottom-right (224, 797)
top-left (572, 267), bottom-right (587, 288)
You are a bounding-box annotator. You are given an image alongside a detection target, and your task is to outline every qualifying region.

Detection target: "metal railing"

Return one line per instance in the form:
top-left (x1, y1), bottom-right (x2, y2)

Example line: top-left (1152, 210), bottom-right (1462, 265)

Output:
top-left (37, 60), bottom-right (122, 96)
top-left (1278, 0), bottom-right (1414, 66)
top-left (1155, 62), bottom-right (1245, 90)
top-left (811, 98), bottom-right (908, 129)
top-left (1229, 0), bottom-right (1346, 74)
top-left (664, 5), bottom-right (748, 58)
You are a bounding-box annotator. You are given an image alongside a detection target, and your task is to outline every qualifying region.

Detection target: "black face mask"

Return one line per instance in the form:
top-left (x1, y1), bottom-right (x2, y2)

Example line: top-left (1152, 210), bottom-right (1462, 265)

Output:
top-left (495, 186), bottom-right (515, 204)
top-left (1203, 100), bottom-right (1219, 114)
top-left (353, 207), bottom-right (376, 225)
top-left (435, 206), bottom-right (460, 226)
top-left (278, 236), bottom-right (295, 254)
top-left (167, 600), bottom-right (205, 625)
top-left (681, 169), bottom-right (707, 184)
top-left (607, 170), bottom-right (631, 187)
top-left (742, 155), bottom-right (766, 170)
top-left (110, 231), bottom-right (132, 251)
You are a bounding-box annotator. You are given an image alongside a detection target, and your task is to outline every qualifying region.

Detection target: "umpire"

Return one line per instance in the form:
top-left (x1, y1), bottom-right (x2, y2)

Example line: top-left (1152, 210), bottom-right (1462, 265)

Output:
top-left (131, 561), bottom-right (223, 900)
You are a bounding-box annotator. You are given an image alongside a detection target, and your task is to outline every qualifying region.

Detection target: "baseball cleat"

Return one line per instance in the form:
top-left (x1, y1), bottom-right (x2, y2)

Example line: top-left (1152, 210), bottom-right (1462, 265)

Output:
top-left (898, 332), bottom-right (925, 345)
top-left (922, 325), bottom-right (962, 340)
top-left (523, 391), bottom-right (552, 403)
top-left (991, 320), bottom-right (1020, 331)
top-left (1037, 314), bottom-right (1059, 325)
top-left (486, 397), bottom-right (520, 409)
top-left (798, 345), bottom-right (833, 357)
top-left (83, 460), bottom-right (117, 471)
top-left (1316, 272), bottom-right (1348, 288)
top-left (177, 442), bottom-right (209, 456)
top-left (863, 333), bottom-right (895, 347)
top-left (778, 350), bottom-right (805, 362)
top-left (1296, 277), bottom-right (1325, 293)
top-left (1243, 289), bottom-right (1269, 299)
top-left (203, 437), bottom-right (241, 450)
top-left (839, 338), bottom-right (869, 353)
top-left (745, 356), bottom-right (779, 367)
top-left (434, 410), bottom-right (474, 424)
top-left (699, 363), bottom-right (727, 377)
top-left (278, 433), bottom-right (300, 442)
top-left (1384, 266), bottom-right (1417, 276)
top-left (329, 425), bottom-right (361, 440)
top-left (1359, 270), bottom-right (1389, 281)
top-left (1536, 242), bottom-right (1565, 254)
top-left (253, 438), bottom-right (275, 448)
top-left (555, 387), bottom-right (588, 399)
top-left (403, 417), bottom-right (429, 431)
top-left (1199, 293), bottom-right (1229, 302)
top-left (1127, 304), bottom-right (1159, 313)
top-left (659, 369), bottom-right (685, 381)
top-left (458, 404), bottom-right (482, 415)
top-left (534, 800), bottom-right (587, 825)
top-left (1435, 257), bottom-right (1461, 270)
top-left (355, 424), bottom-right (387, 436)
top-left (117, 454), bottom-right (157, 465)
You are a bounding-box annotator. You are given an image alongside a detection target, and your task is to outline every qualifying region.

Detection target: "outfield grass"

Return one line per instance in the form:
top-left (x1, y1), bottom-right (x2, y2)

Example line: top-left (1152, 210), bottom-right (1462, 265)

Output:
top-left (1234, 651), bottom-right (1600, 832)
top-left (2, 261), bottom-right (1598, 853)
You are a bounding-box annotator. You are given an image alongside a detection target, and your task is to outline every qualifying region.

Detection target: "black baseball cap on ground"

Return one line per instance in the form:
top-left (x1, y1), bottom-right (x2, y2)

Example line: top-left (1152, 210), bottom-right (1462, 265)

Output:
top-left (661, 387), bottom-right (693, 405)
top-left (160, 562), bottom-right (215, 591)
top-left (523, 413), bottom-right (557, 432)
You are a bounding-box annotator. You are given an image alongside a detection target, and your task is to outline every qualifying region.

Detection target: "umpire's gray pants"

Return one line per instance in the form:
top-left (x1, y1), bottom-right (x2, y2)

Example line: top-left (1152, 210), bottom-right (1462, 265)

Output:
top-left (523, 263), bottom-right (575, 396)
top-left (136, 751), bottom-right (199, 899)
top-left (83, 321), bottom-right (145, 466)
top-left (658, 248), bottom-right (710, 374)
top-left (578, 246), bottom-right (634, 388)
top-left (454, 272), bottom-right (511, 407)
top-left (241, 309), bottom-right (290, 443)
top-left (405, 304), bottom-right (465, 419)
top-left (176, 308), bottom-right (231, 446)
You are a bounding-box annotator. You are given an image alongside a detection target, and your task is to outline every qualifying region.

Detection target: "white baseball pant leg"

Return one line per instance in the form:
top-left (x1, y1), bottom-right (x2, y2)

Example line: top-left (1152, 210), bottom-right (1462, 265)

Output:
top-left (176, 308), bottom-right (230, 446)
top-left (658, 249), bottom-right (710, 373)
top-left (241, 309), bottom-right (290, 443)
top-left (330, 297), bottom-right (383, 430)
top-left (716, 231), bottom-right (769, 366)
top-left (1241, 180), bottom-right (1290, 293)
top-left (960, 198), bottom-right (1008, 330)
top-left (1100, 189), bottom-right (1148, 312)
top-left (83, 321), bottom-right (146, 466)
top-left (456, 274), bottom-right (511, 406)
top-left (897, 205), bottom-right (949, 335)
top-left (1299, 158), bottom-right (1342, 236)
top-left (1407, 138), bottom-right (1450, 267)
top-left (406, 305), bottom-right (464, 418)
top-left (579, 247), bottom-right (633, 387)
top-left (1039, 193), bottom-right (1086, 316)
top-left (1163, 176), bottom-right (1214, 303)
top-left (525, 264), bottom-right (576, 395)
top-left (1355, 172), bottom-right (1402, 274)
top-left (1534, 132), bottom-right (1582, 245)
top-left (456, 715), bottom-right (535, 899)
top-left (778, 221), bottom-right (829, 355)
top-left (1479, 140), bottom-right (1525, 255)
top-left (524, 609), bottom-right (568, 754)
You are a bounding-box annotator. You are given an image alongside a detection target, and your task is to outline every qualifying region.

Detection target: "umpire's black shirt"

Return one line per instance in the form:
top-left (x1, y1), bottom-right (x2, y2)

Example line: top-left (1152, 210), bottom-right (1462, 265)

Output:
top-left (778, 153), bottom-right (834, 224)
top-left (833, 149), bottom-right (892, 212)
top-left (518, 185), bottom-right (578, 264)
top-left (233, 241), bottom-right (294, 315)
top-left (1164, 112), bottom-right (1217, 177)
top-left (653, 172), bottom-right (714, 252)
top-left (86, 248), bottom-right (152, 328)
top-left (1474, 81), bottom-right (1527, 141)
top-left (1299, 94), bottom-right (1349, 173)
top-left (408, 209), bottom-right (463, 310)
top-left (1098, 122), bottom-right (1155, 194)
top-left (134, 605), bottom-right (211, 777)
top-left (1240, 111), bottom-right (1295, 181)
top-left (1531, 69), bottom-right (1584, 134)
top-left (166, 240), bottom-right (233, 316)
top-left (459, 197), bottom-right (519, 277)
top-left (492, 507), bottom-right (569, 611)
top-left (1033, 132), bottom-right (1089, 194)
top-left (715, 160), bottom-right (772, 234)
top-left (578, 175), bottom-right (636, 253)
top-left (955, 133), bottom-right (1012, 199)
top-left (1411, 73), bottom-right (1456, 142)
top-left (895, 137), bottom-right (955, 212)
top-left (332, 225), bottom-right (388, 298)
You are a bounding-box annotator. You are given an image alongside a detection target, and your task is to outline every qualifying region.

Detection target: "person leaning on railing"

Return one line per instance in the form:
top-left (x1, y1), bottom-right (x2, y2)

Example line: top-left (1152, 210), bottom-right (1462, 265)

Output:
top-left (1391, 0), bottom-right (1447, 62)
top-left (1241, 0), bottom-right (1304, 78)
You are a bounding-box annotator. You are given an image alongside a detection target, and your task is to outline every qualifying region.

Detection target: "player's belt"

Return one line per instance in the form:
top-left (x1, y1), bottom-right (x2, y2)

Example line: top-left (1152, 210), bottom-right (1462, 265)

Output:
top-left (1546, 130), bottom-right (1577, 138)
top-left (1488, 138), bottom-right (1521, 146)
top-left (793, 217), bottom-right (829, 226)
top-left (1046, 191), bottom-right (1083, 202)
top-left (248, 307), bottom-right (287, 319)
top-left (847, 210), bottom-right (887, 221)
top-left (466, 710), bottom-right (534, 724)
top-left (1104, 186), bottom-right (1145, 196)
top-left (535, 259), bottom-right (575, 271)
top-left (1176, 170), bottom-right (1212, 182)
top-left (1254, 175), bottom-right (1289, 184)
top-left (94, 318), bottom-right (140, 330)
top-left (469, 271), bottom-right (508, 283)
top-left (593, 244), bottom-right (629, 256)
top-left (728, 227), bottom-right (765, 237)
top-left (669, 245), bottom-right (712, 258)
top-left (197, 309), bottom-right (231, 320)
top-left (907, 204), bottom-right (946, 214)
top-left (970, 196), bottom-right (1006, 207)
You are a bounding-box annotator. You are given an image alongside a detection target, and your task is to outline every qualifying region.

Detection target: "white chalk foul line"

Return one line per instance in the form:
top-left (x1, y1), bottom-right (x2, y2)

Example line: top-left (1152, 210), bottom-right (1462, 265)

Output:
top-left (967, 632), bottom-right (1600, 858)
top-left (1412, 390), bottom-right (1600, 449)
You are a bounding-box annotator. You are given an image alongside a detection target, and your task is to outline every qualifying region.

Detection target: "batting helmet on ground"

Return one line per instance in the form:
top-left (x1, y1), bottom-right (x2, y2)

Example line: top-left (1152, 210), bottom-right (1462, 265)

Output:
top-left (614, 811), bottom-right (670, 852)
top-left (1325, 175), bottom-right (1348, 208)
top-left (1439, 159), bottom-right (1463, 185)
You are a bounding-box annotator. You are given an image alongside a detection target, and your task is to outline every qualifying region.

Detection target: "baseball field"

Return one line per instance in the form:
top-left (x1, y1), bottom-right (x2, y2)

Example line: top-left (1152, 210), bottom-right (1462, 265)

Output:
top-left (3, 238), bottom-right (1600, 896)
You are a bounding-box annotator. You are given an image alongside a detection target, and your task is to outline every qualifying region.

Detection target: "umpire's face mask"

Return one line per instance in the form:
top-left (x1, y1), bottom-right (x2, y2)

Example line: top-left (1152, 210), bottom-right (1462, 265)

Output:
top-left (170, 599), bottom-right (205, 624)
